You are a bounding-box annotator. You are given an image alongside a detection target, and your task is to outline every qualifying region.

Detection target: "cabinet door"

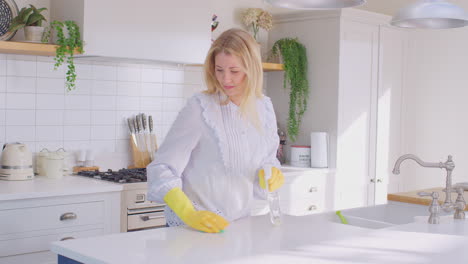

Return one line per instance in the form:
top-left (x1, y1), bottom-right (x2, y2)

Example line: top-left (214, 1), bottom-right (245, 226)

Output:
top-left (335, 21), bottom-right (379, 209)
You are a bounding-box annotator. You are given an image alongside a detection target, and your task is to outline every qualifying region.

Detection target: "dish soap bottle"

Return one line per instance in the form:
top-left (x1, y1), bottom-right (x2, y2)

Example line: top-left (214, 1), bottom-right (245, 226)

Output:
top-left (263, 165), bottom-right (282, 226)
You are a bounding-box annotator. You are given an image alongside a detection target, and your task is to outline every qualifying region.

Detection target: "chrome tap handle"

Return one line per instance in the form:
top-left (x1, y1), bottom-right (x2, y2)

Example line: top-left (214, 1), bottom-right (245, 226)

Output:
top-left (418, 191), bottom-right (441, 224)
top-left (451, 187), bottom-right (466, 219)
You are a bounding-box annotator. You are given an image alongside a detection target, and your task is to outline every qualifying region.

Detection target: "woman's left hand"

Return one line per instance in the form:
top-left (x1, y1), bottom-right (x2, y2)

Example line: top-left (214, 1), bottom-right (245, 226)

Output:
top-left (258, 167), bottom-right (285, 192)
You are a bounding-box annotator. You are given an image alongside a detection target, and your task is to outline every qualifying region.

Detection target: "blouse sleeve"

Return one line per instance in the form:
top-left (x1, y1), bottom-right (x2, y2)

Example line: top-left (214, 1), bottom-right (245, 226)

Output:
top-left (147, 96), bottom-right (202, 203)
top-left (253, 97), bottom-right (281, 200)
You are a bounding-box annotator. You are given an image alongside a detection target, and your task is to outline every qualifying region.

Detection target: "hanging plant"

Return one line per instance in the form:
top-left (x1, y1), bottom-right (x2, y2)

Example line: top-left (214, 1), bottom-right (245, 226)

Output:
top-left (50, 20), bottom-right (84, 91)
top-left (270, 38), bottom-right (309, 142)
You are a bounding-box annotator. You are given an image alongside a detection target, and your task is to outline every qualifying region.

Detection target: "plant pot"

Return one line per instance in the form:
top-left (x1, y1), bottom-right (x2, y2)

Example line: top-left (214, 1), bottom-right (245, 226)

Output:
top-left (24, 26), bottom-right (45, 43)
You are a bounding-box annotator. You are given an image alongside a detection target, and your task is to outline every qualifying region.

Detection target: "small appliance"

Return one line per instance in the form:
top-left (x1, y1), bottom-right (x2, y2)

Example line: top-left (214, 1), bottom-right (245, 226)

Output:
top-left (0, 143), bottom-right (34, 181)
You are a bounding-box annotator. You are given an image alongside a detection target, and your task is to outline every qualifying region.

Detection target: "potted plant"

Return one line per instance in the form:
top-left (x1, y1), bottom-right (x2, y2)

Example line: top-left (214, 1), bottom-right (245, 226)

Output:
top-left (241, 8), bottom-right (273, 41)
top-left (9, 4), bottom-right (47, 42)
top-left (49, 20), bottom-right (84, 91)
top-left (270, 38), bottom-right (310, 142)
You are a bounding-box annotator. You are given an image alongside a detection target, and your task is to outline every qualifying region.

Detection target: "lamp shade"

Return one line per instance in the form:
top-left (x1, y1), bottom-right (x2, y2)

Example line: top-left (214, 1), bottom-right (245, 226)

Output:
top-left (391, 0), bottom-right (468, 29)
top-left (265, 0), bottom-right (366, 9)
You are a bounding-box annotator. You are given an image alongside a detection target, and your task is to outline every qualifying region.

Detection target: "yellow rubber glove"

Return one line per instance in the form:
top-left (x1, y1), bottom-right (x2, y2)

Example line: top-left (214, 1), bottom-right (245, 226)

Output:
top-left (163, 187), bottom-right (229, 233)
top-left (258, 166), bottom-right (285, 192)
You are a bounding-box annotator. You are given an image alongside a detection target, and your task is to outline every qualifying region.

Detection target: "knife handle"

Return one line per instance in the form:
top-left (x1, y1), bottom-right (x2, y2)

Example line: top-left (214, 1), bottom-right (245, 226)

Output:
top-left (149, 116), bottom-right (154, 133)
top-left (127, 118), bottom-right (134, 133)
top-left (142, 113), bottom-right (147, 131)
top-left (135, 115), bottom-right (141, 132)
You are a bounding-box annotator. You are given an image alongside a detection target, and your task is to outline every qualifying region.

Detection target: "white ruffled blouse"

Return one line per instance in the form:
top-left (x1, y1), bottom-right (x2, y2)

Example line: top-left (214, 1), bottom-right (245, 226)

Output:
top-left (147, 92), bottom-right (280, 226)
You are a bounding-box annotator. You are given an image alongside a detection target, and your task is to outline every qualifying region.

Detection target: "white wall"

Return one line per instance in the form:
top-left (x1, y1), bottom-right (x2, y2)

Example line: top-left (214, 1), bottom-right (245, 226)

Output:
top-left (399, 27), bottom-right (468, 191)
top-left (0, 54), bottom-right (204, 170)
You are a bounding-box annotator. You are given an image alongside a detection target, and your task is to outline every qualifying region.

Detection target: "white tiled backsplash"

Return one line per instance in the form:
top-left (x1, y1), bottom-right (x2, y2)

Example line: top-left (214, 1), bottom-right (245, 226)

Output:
top-left (0, 54), bottom-right (205, 169)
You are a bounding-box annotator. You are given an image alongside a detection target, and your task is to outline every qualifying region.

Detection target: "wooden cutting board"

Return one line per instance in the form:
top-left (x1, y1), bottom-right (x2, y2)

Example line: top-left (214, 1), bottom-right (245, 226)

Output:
top-left (388, 187), bottom-right (468, 210)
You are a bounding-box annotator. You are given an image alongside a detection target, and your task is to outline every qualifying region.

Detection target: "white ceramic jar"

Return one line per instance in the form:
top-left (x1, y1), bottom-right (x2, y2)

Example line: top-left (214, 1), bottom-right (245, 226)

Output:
top-left (290, 145), bottom-right (311, 168)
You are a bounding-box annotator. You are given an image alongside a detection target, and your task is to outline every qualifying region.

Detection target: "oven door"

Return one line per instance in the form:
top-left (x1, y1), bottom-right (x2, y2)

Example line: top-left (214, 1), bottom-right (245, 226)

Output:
top-left (127, 206), bottom-right (166, 231)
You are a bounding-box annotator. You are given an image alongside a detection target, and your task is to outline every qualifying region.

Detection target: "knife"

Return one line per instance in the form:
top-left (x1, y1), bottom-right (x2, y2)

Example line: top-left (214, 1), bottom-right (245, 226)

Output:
top-left (127, 118), bottom-right (138, 147)
top-left (148, 115), bottom-right (158, 161)
top-left (141, 113), bottom-right (153, 161)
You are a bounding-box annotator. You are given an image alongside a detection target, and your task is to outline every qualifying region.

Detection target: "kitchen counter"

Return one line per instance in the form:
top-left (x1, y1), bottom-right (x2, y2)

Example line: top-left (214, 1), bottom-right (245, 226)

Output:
top-left (0, 176), bottom-right (123, 201)
top-left (388, 187), bottom-right (468, 210)
top-left (51, 214), bottom-right (468, 264)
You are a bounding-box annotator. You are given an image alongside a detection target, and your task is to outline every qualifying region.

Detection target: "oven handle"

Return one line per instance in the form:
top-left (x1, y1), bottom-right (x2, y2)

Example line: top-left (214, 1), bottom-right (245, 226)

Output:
top-left (140, 215), bottom-right (165, 221)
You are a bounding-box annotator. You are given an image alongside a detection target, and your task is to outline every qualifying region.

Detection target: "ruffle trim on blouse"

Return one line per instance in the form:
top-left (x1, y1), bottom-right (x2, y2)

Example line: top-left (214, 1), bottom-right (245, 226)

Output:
top-left (261, 96), bottom-right (279, 154)
top-left (193, 93), bottom-right (229, 169)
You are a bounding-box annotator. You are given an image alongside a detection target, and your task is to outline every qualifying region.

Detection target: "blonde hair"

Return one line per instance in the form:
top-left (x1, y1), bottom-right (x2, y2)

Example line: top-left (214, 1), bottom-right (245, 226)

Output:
top-left (204, 28), bottom-right (263, 131)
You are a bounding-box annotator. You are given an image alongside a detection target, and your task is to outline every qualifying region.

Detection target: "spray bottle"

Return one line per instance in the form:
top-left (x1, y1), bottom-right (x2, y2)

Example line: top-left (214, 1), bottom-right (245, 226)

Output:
top-left (263, 165), bottom-right (282, 226)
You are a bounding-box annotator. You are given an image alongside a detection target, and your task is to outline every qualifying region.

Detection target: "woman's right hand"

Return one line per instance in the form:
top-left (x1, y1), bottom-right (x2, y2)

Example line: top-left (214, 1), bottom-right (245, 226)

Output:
top-left (185, 210), bottom-right (229, 233)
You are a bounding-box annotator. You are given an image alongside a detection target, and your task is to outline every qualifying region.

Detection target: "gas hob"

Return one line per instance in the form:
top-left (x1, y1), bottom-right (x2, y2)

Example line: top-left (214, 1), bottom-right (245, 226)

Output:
top-left (77, 168), bottom-right (147, 183)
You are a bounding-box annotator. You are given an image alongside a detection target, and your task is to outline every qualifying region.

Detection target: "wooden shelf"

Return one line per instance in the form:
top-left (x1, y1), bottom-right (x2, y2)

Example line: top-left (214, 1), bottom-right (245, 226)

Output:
top-left (187, 62), bottom-right (284, 72)
top-left (0, 41), bottom-right (82, 56)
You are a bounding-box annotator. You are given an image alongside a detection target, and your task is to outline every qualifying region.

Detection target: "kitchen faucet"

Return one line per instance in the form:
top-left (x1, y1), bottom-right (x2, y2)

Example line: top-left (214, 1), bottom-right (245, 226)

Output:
top-left (392, 154), bottom-right (465, 223)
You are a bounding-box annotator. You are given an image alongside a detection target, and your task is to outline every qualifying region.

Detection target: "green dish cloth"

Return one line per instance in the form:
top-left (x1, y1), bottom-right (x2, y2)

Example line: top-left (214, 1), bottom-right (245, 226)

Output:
top-left (336, 211), bottom-right (348, 224)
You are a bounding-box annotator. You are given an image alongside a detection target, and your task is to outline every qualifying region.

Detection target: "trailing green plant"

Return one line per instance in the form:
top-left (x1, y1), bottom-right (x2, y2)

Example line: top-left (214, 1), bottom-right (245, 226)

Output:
top-left (270, 38), bottom-right (309, 142)
top-left (51, 20), bottom-right (84, 91)
top-left (9, 4), bottom-right (47, 31)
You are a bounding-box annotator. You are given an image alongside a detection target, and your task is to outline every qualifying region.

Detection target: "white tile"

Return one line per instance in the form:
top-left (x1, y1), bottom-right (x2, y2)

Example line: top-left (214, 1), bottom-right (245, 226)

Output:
top-left (7, 55), bottom-right (36, 61)
top-left (0, 110), bottom-right (4, 125)
top-left (91, 95), bottom-right (116, 110)
top-left (36, 94), bottom-right (65, 110)
top-left (93, 65), bottom-right (117, 80)
top-left (36, 110), bottom-right (64, 126)
top-left (160, 125), bottom-right (171, 144)
top-left (90, 140), bottom-right (115, 153)
top-left (115, 139), bottom-right (130, 153)
top-left (184, 70), bottom-right (204, 85)
top-left (141, 97), bottom-right (163, 111)
top-left (91, 126), bottom-right (115, 140)
top-left (162, 111), bottom-right (179, 125)
top-left (141, 68), bottom-right (163, 83)
top-left (76, 63), bottom-right (94, 80)
top-left (0, 54), bottom-right (5, 60)
top-left (36, 56), bottom-right (55, 63)
top-left (6, 110), bottom-right (35, 125)
top-left (0, 76), bottom-right (6, 92)
top-left (36, 78), bottom-right (65, 94)
top-left (37, 62), bottom-right (65, 78)
top-left (163, 64), bottom-right (183, 70)
top-left (116, 96), bottom-right (139, 111)
top-left (117, 82), bottom-right (140, 96)
top-left (64, 140), bottom-right (91, 152)
top-left (163, 84), bottom-right (184, 98)
top-left (36, 126), bottom-right (64, 141)
top-left (184, 84), bottom-right (200, 98)
top-left (36, 141), bottom-right (64, 152)
top-left (64, 126), bottom-right (91, 141)
top-left (115, 111), bottom-right (135, 127)
top-left (163, 98), bottom-right (185, 112)
top-left (141, 82), bottom-right (163, 97)
top-left (92, 80), bottom-right (117, 95)
top-left (67, 79), bottom-right (92, 95)
top-left (116, 124), bottom-right (129, 140)
top-left (0, 93), bottom-right (5, 108)
top-left (6, 126), bottom-right (35, 142)
top-left (117, 66), bottom-right (140, 82)
top-left (163, 69), bottom-right (184, 84)
top-left (65, 95), bottom-right (91, 110)
top-left (0, 126), bottom-right (5, 143)
top-left (64, 110), bottom-right (91, 126)
top-left (6, 77), bottom-right (36, 93)
top-left (6, 93), bottom-right (35, 109)
top-left (7, 60), bottom-right (36, 77)
top-left (0, 60), bottom-right (6, 76)
top-left (91, 111), bottom-right (115, 125)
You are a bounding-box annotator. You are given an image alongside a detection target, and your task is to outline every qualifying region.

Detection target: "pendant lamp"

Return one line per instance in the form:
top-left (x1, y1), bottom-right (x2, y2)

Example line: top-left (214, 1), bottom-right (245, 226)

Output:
top-left (391, 0), bottom-right (468, 29)
top-left (265, 0), bottom-right (366, 9)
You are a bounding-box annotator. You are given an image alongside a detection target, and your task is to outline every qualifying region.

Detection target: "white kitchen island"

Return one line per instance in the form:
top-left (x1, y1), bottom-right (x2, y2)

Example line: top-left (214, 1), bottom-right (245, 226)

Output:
top-left (51, 214), bottom-right (468, 264)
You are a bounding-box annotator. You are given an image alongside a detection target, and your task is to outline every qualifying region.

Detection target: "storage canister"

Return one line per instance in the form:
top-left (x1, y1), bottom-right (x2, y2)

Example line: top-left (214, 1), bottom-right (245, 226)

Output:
top-left (290, 145), bottom-right (311, 167)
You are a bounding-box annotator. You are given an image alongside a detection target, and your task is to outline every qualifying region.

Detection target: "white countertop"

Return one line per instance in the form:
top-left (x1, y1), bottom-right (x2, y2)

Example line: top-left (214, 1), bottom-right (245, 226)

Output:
top-left (51, 214), bottom-right (468, 264)
top-left (0, 175), bottom-right (123, 201)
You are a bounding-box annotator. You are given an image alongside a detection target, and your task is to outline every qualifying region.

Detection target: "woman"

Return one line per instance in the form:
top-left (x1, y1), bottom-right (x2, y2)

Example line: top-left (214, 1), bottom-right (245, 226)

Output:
top-left (147, 28), bottom-right (284, 233)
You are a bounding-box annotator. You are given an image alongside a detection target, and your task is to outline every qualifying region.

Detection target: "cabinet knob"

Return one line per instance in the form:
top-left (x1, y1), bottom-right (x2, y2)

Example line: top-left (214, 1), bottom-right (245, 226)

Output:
top-left (308, 205), bottom-right (317, 211)
top-left (370, 179), bottom-right (383, 183)
top-left (309, 187), bottom-right (318, 193)
top-left (60, 236), bottom-right (75, 241)
top-left (60, 212), bottom-right (77, 221)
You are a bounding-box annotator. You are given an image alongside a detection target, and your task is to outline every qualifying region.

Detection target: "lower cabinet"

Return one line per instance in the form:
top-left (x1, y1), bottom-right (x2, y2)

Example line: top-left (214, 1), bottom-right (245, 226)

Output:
top-left (252, 169), bottom-right (329, 216)
top-left (0, 192), bottom-right (120, 264)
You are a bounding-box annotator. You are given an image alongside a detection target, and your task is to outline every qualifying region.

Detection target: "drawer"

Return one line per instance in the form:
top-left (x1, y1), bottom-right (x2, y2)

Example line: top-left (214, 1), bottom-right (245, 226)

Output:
top-left (128, 211), bottom-right (166, 231)
top-left (0, 201), bottom-right (104, 236)
top-left (0, 228), bottom-right (103, 257)
top-left (280, 178), bottom-right (326, 200)
top-left (282, 199), bottom-right (324, 216)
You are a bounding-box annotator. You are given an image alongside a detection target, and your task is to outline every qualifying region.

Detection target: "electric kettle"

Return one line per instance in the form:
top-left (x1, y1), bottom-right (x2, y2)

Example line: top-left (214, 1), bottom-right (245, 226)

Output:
top-left (0, 143), bottom-right (34, 180)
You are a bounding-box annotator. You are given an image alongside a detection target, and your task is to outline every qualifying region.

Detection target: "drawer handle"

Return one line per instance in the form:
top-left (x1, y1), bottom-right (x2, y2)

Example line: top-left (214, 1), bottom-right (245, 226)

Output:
top-left (140, 215), bottom-right (165, 221)
top-left (60, 237), bottom-right (75, 241)
top-left (309, 187), bottom-right (318, 192)
top-left (60, 212), bottom-right (77, 221)
top-left (308, 205), bottom-right (317, 211)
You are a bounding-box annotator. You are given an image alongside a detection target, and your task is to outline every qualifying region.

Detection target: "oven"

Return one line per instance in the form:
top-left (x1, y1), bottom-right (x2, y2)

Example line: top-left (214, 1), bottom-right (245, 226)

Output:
top-left (122, 188), bottom-right (166, 232)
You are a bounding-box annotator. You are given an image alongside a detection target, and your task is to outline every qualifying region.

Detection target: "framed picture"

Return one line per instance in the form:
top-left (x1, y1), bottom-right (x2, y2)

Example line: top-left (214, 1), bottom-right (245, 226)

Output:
top-left (0, 0), bottom-right (19, 41)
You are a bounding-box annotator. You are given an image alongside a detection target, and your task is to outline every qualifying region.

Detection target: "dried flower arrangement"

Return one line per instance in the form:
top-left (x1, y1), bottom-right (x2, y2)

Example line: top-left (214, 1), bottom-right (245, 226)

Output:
top-left (241, 8), bottom-right (273, 41)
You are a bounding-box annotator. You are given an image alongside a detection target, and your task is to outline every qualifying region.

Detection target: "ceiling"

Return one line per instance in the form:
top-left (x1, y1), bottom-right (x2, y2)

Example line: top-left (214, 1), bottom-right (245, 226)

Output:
top-left (267, 0), bottom-right (468, 16)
